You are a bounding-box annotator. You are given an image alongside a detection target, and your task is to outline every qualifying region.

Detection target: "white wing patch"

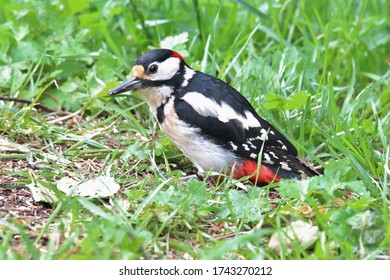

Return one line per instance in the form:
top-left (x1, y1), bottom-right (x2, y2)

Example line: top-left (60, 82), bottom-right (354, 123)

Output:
top-left (244, 111), bottom-right (261, 129)
top-left (277, 140), bottom-right (288, 150)
top-left (280, 161), bottom-right (292, 171)
top-left (260, 128), bottom-right (269, 141)
top-left (181, 91), bottom-right (261, 129)
top-left (269, 151), bottom-right (278, 159)
top-left (230, 142), bottom-right (238, 151)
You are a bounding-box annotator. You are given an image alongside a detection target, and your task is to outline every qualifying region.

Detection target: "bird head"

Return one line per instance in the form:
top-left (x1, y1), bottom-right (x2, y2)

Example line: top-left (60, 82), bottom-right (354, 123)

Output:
top-left (108, 49), bottom-right (186, 96)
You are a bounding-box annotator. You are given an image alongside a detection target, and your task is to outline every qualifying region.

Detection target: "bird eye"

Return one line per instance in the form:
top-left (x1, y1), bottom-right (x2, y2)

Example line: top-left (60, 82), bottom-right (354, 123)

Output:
top-left (148, 64), bottom-right (158, 74)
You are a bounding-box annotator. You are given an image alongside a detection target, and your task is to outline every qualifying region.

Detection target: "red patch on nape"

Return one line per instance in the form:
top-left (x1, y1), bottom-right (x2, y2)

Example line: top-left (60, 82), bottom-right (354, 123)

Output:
top-left (171, 51), bottom-right (184, 61)
top-left (232, 160), bottom-right (280, 184)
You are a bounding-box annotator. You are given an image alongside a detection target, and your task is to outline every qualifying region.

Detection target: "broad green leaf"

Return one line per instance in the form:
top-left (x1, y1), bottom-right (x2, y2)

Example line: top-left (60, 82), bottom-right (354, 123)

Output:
top-left (283, 91), bottom-right (309, 110)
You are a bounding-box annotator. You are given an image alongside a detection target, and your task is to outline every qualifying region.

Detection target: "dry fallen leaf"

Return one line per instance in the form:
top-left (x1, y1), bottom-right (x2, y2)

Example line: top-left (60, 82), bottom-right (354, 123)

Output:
top-left (27, 182), bottom-right (58, 204)
top-left (57, 176), bottom-right (120, 198)
top-left (268, 220), bottom-right (319, 254)
top-left (0, 137), bottom-right (30, 153)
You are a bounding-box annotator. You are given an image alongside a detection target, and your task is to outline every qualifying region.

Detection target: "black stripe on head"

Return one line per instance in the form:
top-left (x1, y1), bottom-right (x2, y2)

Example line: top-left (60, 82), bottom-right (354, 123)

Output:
top-left (135, 49), bottom-right (175, 68)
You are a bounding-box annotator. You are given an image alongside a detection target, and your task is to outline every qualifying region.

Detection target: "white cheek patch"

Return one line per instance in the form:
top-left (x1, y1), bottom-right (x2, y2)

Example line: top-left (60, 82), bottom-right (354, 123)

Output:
top-left (181, 92), bottom-right (261, 129)
top-left (148, 57), bottom-right (181, 81)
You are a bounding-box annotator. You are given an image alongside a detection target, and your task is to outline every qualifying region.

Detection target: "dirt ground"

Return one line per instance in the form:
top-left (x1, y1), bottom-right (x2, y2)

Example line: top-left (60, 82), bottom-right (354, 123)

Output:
top-left (0, 159), bottom-right (52, 231)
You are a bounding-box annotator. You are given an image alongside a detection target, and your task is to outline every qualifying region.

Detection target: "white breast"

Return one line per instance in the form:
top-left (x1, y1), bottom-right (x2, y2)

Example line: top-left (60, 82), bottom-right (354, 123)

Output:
top-left (159, 97), bottom-right (239, 173)
top-left (139, 86), bottom-right (173, 117)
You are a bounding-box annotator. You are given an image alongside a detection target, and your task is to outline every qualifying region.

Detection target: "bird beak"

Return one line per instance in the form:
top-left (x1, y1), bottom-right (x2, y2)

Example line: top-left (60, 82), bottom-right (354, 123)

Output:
top-left (108, 76), bottom-right (143, 96)
top-left (109, 65), bottom-right (145, 96)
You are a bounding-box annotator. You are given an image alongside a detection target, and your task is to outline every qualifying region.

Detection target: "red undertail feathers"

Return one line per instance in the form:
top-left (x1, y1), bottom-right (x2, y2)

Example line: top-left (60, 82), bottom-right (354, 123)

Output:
top-left (233, 159), bottom-right (281, 184)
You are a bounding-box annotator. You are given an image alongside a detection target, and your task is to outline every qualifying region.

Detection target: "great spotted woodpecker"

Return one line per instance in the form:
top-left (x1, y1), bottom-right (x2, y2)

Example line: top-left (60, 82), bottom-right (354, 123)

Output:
top-left (109, 49), bottom-right (320, 184)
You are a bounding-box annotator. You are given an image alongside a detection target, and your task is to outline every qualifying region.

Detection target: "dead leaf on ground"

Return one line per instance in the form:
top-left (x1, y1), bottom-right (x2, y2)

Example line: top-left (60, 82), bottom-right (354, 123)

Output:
top-left (57, 176), bottom-right (120, 198)
top-left (0, 137), bottom-right (30, 153)
top-left (268, 220), bottom-right (319, 254)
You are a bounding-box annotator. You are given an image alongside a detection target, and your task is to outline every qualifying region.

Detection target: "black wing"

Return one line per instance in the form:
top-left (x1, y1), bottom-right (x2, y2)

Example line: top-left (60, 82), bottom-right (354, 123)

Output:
top-left (174, 71), bottom-right (298, 161)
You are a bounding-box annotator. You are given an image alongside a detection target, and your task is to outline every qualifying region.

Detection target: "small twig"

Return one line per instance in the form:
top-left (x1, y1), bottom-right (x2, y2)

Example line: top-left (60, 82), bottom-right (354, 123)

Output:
top-left (0, 96), bottom-right (71, 116)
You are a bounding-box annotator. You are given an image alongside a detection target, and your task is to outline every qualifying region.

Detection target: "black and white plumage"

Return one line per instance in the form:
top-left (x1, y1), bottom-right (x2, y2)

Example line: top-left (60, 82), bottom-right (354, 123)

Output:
top-left (109, 49), bottom-right (320, 184)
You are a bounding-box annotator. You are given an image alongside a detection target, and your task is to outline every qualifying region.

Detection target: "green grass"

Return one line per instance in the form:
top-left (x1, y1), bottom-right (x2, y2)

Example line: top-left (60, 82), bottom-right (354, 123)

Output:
top-left (0, 0), bottom-right (389, 260)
